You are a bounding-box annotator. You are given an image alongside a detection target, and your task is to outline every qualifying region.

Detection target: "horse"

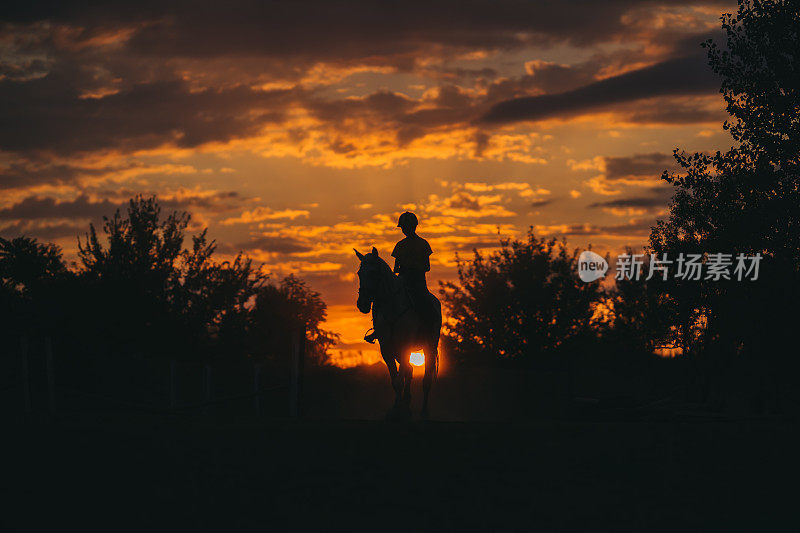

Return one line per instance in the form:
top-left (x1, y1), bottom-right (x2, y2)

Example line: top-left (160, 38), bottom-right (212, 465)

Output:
top-left (354, 247), bottom-right (442, 419)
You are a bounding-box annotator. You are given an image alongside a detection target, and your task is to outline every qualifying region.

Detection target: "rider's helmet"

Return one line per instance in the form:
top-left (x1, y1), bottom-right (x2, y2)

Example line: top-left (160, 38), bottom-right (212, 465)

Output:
top-left (397, 211), bottom-right (418, 229)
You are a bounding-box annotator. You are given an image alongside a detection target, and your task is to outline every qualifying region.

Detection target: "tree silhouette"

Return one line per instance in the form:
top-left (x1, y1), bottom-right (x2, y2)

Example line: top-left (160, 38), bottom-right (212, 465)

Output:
top-left (2, 196), bottom-right (339, 365)
top-left (651, 0), bottom-right (799, 350)
top-left (0, 236), bottom-right (72, 337)
top-left (607, 252), bottom-right (681, 353)
top-left (439, 230), bottom-right (603, 363)
top-left (0, 236), bottom-right (68, 292)
top-left (74, 195), bottom-right (265, 359)
top-left (250, 274), bottom-right (339, 366)
top-left (648, 0), bottom-right (799, 407)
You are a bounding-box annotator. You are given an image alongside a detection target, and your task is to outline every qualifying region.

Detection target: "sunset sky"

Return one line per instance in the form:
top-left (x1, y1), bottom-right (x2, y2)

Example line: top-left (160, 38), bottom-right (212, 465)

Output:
top-left (1, 1), bottom-right (736, 365)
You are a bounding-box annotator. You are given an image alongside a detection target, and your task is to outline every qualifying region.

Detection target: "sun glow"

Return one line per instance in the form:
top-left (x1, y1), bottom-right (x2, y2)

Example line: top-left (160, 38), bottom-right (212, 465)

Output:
top-left (410, 352), bottom-right (425, 366)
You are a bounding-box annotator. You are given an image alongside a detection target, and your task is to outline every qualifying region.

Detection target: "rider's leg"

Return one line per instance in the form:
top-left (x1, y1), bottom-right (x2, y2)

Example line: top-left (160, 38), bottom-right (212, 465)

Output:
top-left (405, 282), bottom-right (434, 334)
top-left (365, 314), bottom-right (387, 343)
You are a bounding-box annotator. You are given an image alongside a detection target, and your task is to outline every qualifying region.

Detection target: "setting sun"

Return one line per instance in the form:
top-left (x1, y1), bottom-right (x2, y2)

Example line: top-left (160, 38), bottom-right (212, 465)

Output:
top-left (410, 352), bottom-right (425, 367)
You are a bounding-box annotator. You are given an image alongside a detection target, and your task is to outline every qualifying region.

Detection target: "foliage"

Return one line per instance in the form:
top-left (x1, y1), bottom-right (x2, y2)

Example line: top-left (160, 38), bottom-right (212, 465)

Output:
top-left (0, 236), bottom-right (68, 293)
top-left (78, 196), bottom-right (189, 290)
top-left (439, 229), bottom-right (603, 363)
top-left (250, 274), bottom-right (339, 366)
top-left (649, 0), bottom-right (800, 358)
top-left (710, 0), bottom-right (799, 166)
top-left (605, 252), bottom-right (692, 353)
top-left (71, 196), bottom-right (263, 358)
top-left (0, 236), bottom-right (72, 336)
top-left (0, 196), bottom-right (333, 365)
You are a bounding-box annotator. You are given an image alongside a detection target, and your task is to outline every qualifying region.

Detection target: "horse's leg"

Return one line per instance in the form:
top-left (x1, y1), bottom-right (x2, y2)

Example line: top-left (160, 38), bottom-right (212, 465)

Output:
top-left (392, 365), bottom-right (404, 407)
top-left (400, 356), bottom-right (412, 407)
top-left (421, 343), bottom-right (437, 419)
top-left (381, 346), bottom-right (403, 407)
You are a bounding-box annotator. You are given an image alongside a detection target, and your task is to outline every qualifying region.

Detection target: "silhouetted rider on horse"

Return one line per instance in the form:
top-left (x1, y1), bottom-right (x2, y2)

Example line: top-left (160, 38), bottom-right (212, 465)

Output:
top-left (355, 211), bottom-right (441, 418)
top-left (364, 211), bottom-right (434, 344)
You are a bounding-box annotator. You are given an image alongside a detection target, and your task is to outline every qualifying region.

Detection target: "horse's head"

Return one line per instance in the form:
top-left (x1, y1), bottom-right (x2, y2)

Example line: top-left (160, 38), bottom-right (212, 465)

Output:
top-left (354, 247), bottom-right (382, 314)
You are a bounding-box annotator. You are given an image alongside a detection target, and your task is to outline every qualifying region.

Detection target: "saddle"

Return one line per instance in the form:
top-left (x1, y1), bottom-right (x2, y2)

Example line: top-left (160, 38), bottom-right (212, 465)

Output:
top-left (364, 277), bottom-right (435, 344)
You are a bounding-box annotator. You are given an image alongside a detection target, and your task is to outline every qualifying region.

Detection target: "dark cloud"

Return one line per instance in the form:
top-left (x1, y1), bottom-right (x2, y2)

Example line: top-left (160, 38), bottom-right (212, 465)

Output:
top-left (0, 220), bottom-right (85, 240)
top-left (0, 70), bottom-right (300, 156)
top-left (0, 192), bottom-right (244, 225)
top-left (426, 66), bottom-right (499, 83)
top-left (308, 90), bottom-right (415, 124)
top-left (305, 85), bottom-right (481, 147)
top-left (0, 195), bottom-right (121, 220)
top-left (480, 55), bottom-right (719, 124)
top-left (530, 199), bottom-right (554, 208)
top-left (0, 1), bottom-right (735, 189)
top-left (484, 62), bottom-right (598, 104)
top-left (588, 188), bottom-right (673, 209)
top-left (597, 219), bottom-right (657, 236)
top-left (0, 57), bottom-right (51, 81)
top-left (0, 161), bottom-right (97, 190)
top-left (605, 153), bottom-right (675, 181)
top-left (160, 192), bottom-right (242, 213)
top-left (624, 99), bottom-right (725, 125)
top-left (556, 219), bottom-right (656, 237)
top-left (2, 1), bottom-right (721, 61)
top-left (231, 236), bottom-right (312, 255)
top-left (447, 192), bottom-right (482, 211)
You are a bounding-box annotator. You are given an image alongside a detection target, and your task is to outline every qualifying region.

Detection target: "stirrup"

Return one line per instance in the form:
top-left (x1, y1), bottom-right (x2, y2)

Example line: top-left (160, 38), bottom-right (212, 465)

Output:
top-left (364, 327), bottom-right (377, 344)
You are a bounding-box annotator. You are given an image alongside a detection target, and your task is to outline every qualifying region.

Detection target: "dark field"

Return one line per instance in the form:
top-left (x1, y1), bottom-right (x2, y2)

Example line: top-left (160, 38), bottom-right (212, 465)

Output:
top-left (6, 362), bottom-right (797, 532)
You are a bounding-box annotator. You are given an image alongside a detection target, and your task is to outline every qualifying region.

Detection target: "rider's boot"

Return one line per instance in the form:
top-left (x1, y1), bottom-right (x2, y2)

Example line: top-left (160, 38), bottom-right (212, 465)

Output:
top-left (365, 325), bottom-right (383, 344)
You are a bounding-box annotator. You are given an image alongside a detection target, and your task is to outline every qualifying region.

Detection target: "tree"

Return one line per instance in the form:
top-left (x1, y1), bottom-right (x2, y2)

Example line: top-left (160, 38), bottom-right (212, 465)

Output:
top-left (604, 252), bottom-right (683, 353)
top-left (439, 230), bottom-right (603, 363)
top-left (0, 236), bottom-right (68, 293)
top-left (647, 0), bottom-right (799, 410)
top-left (250, 274), bottom-right (339, 366)
top-left (175, 229), bottom-right (265, 357)
top-left (710, 0), bottom-right (799, 168)
top-left (0, 196), bottom-right (338, 410)
top-left (77, 195), bottom-right (265, 359)
top-left (650, 0), bottom-right (800, 357)
top-left (0, 236), bottom-right (72, 337)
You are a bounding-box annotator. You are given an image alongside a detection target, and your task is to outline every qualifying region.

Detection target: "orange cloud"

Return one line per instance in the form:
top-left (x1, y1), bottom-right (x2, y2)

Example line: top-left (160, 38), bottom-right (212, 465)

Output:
top-left (221, 207), bottom-right (311, 225)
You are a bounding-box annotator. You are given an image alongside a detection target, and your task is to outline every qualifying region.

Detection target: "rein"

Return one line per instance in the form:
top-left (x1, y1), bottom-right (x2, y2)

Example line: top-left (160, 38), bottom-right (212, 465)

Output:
top-left (369, 262), bottom-right (411, 327)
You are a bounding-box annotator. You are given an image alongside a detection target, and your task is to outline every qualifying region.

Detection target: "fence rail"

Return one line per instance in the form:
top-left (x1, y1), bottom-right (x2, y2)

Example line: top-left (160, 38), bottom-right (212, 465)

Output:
top-left (3, 329), bottom-right (306, 418)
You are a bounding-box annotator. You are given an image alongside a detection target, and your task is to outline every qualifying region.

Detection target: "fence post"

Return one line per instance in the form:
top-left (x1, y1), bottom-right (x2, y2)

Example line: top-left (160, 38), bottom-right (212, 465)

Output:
top-left (44, 336), bottom-right (55, 415)
top-left (204, 364), bottom-right (213, 414)
top-left (253, 364), bottom-right (261, 418)
top-left (20, 336), bottom-right (31, 414)
top-left (289, 327), bottom-right (305, 418)
top-left (169, 359), bottom-right (176, 411)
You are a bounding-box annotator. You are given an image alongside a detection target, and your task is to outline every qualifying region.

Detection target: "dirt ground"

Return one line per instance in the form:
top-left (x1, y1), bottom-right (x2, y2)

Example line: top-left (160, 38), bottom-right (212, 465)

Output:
top-left (7, 412), bottom-right (795, 532)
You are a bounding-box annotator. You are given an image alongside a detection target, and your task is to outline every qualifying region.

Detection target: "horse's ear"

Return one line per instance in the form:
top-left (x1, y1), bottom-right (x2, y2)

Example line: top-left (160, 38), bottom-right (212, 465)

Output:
top-left (371, 246), bottom-right (378, 255)
top-left (354, 248), bottom-right (365, 260)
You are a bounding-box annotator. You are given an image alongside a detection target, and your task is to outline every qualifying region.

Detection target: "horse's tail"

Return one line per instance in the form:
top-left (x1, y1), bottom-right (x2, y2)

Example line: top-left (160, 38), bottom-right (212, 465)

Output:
top-left (434, 344), bottom-right (440, 380)
top-left (433, 296), bottom-right (442, 380)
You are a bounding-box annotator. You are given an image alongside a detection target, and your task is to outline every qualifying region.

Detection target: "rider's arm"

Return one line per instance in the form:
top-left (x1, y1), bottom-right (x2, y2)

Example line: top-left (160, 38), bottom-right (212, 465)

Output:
top-left (422, 238), bottom-right (432, 272)
top-left (391, 241), bottom-right (402, 273)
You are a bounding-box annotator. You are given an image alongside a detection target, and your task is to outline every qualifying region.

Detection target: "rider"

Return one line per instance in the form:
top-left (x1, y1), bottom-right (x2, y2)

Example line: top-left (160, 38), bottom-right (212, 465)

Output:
top-left (364, 211), bottom-right (433, 344)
